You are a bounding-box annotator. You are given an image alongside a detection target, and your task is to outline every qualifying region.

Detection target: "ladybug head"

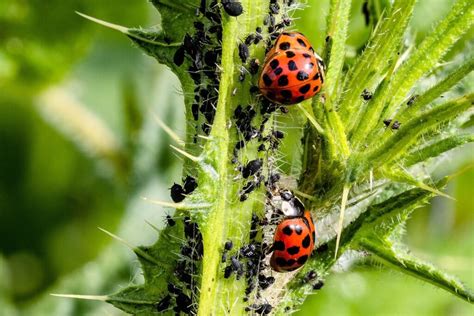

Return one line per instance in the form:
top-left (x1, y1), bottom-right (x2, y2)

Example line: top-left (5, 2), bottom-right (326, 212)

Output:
top-left (271, 189), bottom-right (305, 217)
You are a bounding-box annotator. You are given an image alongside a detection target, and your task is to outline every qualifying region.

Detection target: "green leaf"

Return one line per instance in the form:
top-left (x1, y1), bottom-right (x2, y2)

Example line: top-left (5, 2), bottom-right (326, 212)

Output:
top-left (404, 134), bottom-right (474, 166)
top-left (316, 0), bottom-right (352, 159)
top-left (350, 0), bottom-right (474, 149)
top-left (340, 0), bottom-right (416, 132)
top-left (359, 238), bottom-right (474, 303)
top-left (398, 56), bottom-right (474, 122)
top-left (381, 0), bottom-right (474, 120)
top-left (365, 94), bottom-right (473, 170)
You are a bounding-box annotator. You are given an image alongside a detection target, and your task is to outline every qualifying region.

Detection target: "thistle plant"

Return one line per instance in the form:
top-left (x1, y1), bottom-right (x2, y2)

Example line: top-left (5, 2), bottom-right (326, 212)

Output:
top-left (60, 0), bottom-right (473, 314)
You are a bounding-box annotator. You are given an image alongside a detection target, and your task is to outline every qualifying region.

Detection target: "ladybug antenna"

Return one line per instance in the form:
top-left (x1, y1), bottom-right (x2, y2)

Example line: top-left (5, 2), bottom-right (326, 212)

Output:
top-left (334, 184), bottom-right (351, 258)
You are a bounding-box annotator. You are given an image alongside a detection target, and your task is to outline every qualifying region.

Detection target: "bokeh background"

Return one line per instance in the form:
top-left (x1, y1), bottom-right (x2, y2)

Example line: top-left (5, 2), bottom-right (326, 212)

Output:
top-left (0, 1), bottom-right (472, 315)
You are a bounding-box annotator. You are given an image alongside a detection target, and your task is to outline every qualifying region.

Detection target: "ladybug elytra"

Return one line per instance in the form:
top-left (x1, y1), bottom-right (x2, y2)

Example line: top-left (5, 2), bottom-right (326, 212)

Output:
top-left (258, 32), bottom-right (325, 105)
top-left (269, 190), bottom-right (316, 272)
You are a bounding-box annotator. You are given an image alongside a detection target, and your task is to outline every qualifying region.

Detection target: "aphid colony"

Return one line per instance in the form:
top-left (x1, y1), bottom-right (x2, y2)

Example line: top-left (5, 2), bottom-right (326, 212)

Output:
top-left (160, 0), bottom-right (327, 313)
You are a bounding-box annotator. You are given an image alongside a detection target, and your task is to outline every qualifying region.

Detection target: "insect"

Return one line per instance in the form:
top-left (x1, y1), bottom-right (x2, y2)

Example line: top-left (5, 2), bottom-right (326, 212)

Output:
top-left (222, 0), bottom-right (243, 17)
top-left (361, 88), bottom-right (373, 101)
top-left (258, 32), bottom-right (325, 105)
top-left (270, 190), bottom-right (316, 272)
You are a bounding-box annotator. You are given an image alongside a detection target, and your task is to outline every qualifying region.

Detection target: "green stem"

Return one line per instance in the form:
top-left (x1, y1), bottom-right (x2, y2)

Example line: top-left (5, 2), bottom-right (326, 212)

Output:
top-left (197, 1), bottom-right (267, 314)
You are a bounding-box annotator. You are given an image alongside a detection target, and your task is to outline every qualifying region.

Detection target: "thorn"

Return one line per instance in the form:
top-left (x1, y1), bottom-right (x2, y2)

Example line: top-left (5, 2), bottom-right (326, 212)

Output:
top-left (141, 197), bottom-right (212, 210)
top-left (296, 103), bottom-right (325, 135)
top-left (98, 227), bottom-right (162, 266)
top-left (151, 112), bottom-right (184, 146)
top-left (51, 293), bottom-right (108, 301)
top-left (369, 169), bottom-right (374, 191)
top-left (417, 182), bottom-right (456, 201)
top-left (335, 184), bottom-right (351, 258)
top-left (145, 220), bottom-right (161, 233)
top-left (76, 12), bottom-right (181, 47)
top-left (197, 134), bottom-right (212, 140)
top-left (170, 145), bottom-right (201, 162)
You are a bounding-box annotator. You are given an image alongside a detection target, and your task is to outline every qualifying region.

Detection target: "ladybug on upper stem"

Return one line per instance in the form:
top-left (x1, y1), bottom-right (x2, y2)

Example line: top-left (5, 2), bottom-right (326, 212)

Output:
top-left (269, 189), bottom-right (316, 272)
top-left (258, 32), bottom-right (325, 105)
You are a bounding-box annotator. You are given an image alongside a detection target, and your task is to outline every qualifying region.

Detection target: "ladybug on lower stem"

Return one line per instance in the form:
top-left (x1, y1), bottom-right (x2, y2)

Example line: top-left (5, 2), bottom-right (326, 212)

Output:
top-left (258, 32), bottom-right (325, 105)
top-left (269, 190), bottom-right (316, 272)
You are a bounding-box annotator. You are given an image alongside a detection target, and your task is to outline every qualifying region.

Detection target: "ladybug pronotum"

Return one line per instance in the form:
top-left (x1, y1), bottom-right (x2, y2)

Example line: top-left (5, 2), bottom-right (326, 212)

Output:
top-left (258, 31), bottom-right (325, 105)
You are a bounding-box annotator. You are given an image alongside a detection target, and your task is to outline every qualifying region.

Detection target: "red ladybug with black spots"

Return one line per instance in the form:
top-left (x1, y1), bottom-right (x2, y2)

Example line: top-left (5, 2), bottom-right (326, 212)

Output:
top-left (258, 32), bottom-right (325, 105)
top-left (269, 190), bottom-right (316, 272)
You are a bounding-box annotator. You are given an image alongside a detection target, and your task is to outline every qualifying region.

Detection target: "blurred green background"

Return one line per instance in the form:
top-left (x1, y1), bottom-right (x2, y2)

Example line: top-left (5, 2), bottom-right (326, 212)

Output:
top-left (0, 1), bottom-right (472, 315)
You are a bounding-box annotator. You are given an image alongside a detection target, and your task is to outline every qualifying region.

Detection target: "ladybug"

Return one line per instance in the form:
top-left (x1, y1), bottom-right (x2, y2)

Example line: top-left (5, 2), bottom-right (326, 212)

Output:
top-left (258, 32), bottom-right (325, 105)
top-left (269, 190), bottom-right (316, 272)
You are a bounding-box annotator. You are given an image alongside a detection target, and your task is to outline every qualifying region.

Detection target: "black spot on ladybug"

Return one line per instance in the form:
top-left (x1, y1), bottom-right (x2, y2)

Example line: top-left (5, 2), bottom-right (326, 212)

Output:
top-left (313, 73), bottom-right (320, 81)
top-left (274, 67), bottom-right (283, 76)
top-left (170, 183), bottom-right (185, 202)
top-left (297, 71), bottom-right (309, 81)
top-left (286, 258), bottom-right (296, 266)
top-left (270, 59), bottom-right (279, 69)
top-left (313, 85), bottom-right (320, 92)
top-left (275, 257), bottom-right (287, 267)
top-left (297, 38), bottom-right (307, 47)
top-left (297, 255), bottom-right (308, 265)
top-left (279, 42), bottom-right (291, 50)
top-left (295, 96), bottom-right (305, 103)
top-left (288, 60), bottom-right (298, 71)
top-left (282, 225), bottom-right (293, 236)
top-left (286, 51), bottom-right (296, 58)
top-left (274, 241), bottom-right (285, 251)
top-left (302, 234), bottom-right (311, 248)
top-left (299, 84), bottom-right (311, 94)
top-left (287, 246), bottom-right (300, 255)
top-left (278, 75), bottom-right (289, 86)
top-left (267, 91), bottom-right (276, 100)
top-left (262, 74), bottom-right (273, 86)
top-left (281, 90), bottom-right (292, 100)
top-left (303, 53), bottom-right (311, 59)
